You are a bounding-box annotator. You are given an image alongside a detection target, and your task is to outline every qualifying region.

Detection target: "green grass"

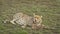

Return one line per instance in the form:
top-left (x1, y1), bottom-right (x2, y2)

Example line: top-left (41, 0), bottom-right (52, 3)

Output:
top-left (0, 0), bottom-right (60, 34)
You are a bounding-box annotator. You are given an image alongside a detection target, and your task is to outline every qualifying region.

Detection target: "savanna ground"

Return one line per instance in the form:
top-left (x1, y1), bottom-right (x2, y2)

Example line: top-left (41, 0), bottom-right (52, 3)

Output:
top-left (0, 0), bottom-right (60, 34)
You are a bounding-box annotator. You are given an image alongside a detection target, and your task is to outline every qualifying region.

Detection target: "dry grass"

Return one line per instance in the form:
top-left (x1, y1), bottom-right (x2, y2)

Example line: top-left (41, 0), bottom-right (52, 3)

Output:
top-left (0, 0), bottom-right (60, 34)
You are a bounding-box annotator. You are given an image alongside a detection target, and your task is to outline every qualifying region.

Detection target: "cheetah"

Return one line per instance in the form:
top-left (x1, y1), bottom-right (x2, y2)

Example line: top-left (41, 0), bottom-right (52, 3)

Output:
top-left (4, 12), bottom-right (43, 29)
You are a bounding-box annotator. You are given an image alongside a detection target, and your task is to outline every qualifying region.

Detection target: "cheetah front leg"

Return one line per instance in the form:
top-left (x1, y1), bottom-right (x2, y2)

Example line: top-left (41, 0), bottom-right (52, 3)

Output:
top-left (21, 24), bottom-right (27, 28)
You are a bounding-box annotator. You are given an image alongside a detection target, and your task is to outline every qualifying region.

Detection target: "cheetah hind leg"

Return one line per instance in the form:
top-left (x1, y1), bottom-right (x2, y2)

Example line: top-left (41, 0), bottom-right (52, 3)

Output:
top-left (10, 19), bottom-right (16, 25)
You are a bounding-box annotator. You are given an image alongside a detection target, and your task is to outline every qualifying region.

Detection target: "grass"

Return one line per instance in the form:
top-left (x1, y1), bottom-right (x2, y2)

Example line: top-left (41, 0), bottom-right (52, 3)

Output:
top-left (0, 0), bottom-right (60, 34)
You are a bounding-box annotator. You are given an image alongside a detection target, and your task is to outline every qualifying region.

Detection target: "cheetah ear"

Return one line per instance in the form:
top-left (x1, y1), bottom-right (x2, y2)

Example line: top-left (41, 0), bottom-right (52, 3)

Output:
top-left (41, 16), bottom-right (42, 18)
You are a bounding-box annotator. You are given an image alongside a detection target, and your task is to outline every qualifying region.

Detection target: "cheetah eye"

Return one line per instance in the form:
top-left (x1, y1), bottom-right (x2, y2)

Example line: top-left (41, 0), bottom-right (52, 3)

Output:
top-left (35, 17), bottom-right (39, 19)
